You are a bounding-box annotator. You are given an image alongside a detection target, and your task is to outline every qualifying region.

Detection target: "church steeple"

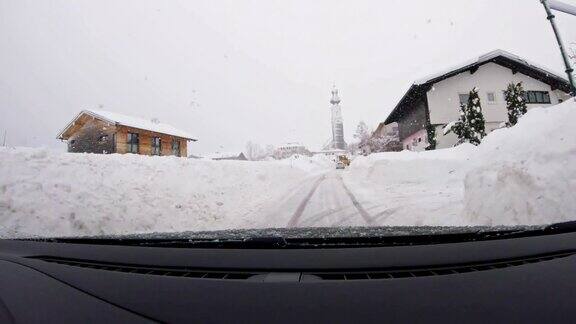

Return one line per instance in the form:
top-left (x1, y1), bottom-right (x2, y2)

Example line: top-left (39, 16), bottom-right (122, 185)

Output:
top-left (330, 85), bottom-right (341, 105)
top-left (327, 85), bottom-right (346, 150)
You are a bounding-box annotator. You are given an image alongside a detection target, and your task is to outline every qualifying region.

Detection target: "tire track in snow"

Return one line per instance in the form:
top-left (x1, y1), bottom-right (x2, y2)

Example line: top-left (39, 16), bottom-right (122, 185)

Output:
top-left (286, 175), bottom-right (326, 228)
top-left (337, 175), bottom-right (374, 225)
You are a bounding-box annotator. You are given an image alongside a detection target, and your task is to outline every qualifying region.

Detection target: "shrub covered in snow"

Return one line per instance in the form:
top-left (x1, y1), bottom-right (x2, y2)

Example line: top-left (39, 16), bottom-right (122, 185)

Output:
top-left (444, 87), bottom-right (486, 146)
top-left (504, 82), bottom-right (528, 126)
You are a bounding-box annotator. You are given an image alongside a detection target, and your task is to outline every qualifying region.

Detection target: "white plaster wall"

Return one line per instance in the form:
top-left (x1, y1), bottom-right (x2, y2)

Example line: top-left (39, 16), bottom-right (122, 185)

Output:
top-left (426, 62), bottom-right (565, 149)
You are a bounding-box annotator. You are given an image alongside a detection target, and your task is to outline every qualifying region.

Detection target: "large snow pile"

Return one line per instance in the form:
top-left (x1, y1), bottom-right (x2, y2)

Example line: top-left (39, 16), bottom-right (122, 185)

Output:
top-left (345, 99), bottom-right (576, 226)
top-left (343, 144), bottom-right (475, 226)
top-left (0, 149), bottom-right (319, 238)
top-left (463, 99), bottom-right (576, 225)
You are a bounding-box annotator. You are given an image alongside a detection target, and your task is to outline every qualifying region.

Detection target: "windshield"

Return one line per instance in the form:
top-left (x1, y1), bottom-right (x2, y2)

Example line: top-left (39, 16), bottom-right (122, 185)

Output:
top-left (1, 0), bottom-right (575, 240)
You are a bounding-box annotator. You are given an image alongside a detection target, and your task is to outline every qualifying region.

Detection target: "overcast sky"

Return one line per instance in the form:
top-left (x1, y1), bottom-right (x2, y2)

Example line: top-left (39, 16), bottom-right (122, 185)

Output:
top-left (1, 0), bottom-right (575, 155)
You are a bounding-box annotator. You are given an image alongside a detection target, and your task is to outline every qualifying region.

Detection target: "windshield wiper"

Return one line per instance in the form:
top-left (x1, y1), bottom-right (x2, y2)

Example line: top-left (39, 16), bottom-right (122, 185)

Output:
top-left (20, 221), bottom-right (576, 249)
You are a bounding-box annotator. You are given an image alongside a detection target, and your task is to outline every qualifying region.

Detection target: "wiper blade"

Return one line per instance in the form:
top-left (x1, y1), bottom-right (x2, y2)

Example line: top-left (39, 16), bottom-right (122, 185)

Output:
top-left (544, 220), bottom-right (576, 232)
top-left (19, 222), bottom-right (576, 249)
top-left (135, 236), bottom-right (288, 249)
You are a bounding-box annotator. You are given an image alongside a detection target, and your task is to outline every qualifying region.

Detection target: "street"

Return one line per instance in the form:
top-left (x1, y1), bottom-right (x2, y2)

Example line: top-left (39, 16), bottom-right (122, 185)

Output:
top-left (260, 170), bottom-right (374, 228)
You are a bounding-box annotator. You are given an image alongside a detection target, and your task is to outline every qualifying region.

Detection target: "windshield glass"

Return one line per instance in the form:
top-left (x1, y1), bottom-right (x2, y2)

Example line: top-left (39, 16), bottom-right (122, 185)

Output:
top-left (1, 0), bottom-right (575, 239)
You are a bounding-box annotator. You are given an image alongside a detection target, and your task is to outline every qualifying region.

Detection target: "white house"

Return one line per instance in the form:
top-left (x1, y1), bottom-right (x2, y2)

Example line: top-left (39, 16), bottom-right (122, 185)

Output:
top-left (383, 50), bottom-right (572, 151)
top-left (274, 143), bottom-right (311, 159)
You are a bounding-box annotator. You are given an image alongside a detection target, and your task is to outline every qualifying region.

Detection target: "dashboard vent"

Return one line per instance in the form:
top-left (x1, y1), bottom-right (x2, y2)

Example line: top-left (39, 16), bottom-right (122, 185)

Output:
top-left (29, 251), bottom-right (574, 282)
top-left (305, 251), bottom-right (574, 281)
top-left (32, 257), bottom-right (261, 280)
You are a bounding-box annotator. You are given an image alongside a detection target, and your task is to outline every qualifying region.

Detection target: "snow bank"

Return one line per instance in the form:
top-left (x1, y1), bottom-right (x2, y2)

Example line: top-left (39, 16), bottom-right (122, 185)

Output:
top-left (343, 100), bottom-right (575, 226)
top-left (0, 149), bottom-right (315, 238)
top-left (343, 144), bottom-right (474, 226)
top-left (463, 99), bottom-right (576, 225)
top-left (276, 154), bottom-right (334, 173)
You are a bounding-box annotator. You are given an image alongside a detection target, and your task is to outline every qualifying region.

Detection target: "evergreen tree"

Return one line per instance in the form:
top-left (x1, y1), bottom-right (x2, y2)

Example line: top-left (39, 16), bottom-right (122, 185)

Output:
top-left (425, 124), bottom-right (436, 150)
top-left (444, 87), bottom-right (486, 146)
top-left (504, 82), bottom-right (527, 126)
top-left (466, 87), bottom-right (486, 145)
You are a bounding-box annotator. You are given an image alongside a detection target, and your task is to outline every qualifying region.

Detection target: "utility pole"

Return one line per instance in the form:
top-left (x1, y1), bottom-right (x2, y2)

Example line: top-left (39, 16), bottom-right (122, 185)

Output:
top-left (2, 130), bottom-right (6, 147)
top-left (540, 0), bottom-right (576, 97)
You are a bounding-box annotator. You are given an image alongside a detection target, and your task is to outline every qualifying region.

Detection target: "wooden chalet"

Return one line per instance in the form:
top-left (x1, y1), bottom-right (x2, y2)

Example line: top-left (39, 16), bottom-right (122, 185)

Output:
top-left (57, 110), bottom-right (196, 156)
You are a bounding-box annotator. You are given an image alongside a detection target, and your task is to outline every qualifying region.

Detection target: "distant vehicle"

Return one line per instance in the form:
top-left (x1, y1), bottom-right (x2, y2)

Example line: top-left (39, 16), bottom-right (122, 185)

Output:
top-left (336, 161), bottom-right (346, 169)
top-left (338, 155), bottom-right (351, 166)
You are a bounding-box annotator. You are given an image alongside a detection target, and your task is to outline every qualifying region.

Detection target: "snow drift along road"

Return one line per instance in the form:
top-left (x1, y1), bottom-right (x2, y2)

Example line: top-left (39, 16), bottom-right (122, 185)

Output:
top-left (0, 150), bottom-right (330, 237)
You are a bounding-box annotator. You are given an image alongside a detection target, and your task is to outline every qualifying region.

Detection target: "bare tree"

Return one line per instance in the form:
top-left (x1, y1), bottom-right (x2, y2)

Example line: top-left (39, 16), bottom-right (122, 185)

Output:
top-left (264, 144), bottom-right (275, 159)
top-left (349, 121), bottom-right (371, 154)
top-left (353, 121), bottom-right (371, 145)
top-left (245, 141), bottom-right (271, 161)
top-left (367, 134), bottom-right (402, 153)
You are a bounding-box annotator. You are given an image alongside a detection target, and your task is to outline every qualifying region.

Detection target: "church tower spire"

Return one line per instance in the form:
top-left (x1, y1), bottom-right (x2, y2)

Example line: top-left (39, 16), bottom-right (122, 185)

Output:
top-left (329, 85), bottom-right (346, 150)
top-left (330, 85), bottom-right (341, 105)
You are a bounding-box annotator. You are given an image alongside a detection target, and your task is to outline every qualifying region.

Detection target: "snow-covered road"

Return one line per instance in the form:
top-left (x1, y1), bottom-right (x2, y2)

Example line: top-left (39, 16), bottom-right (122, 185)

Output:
top-left (279, 171), bottom-right (372, 228)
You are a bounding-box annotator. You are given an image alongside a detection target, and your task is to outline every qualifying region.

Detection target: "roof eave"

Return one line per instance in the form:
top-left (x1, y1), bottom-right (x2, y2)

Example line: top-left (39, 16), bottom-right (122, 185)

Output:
top-left (56, 110), bottom-right (106, 140)
top-left (383, 52), bottom-right (572, 125)
top-left (384, 84), bottom-right (427, 124)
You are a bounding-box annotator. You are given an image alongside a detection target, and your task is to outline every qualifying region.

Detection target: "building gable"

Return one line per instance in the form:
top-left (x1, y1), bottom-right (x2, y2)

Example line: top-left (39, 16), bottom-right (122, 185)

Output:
top-left (385, 50), bottom-right (571, 126)
top-left (426, 62), bottom-right (566, 125)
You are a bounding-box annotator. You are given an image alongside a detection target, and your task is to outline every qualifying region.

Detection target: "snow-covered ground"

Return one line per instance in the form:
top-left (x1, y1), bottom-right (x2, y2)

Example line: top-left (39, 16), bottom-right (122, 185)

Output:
top-left (1, 100), bottom-right (575, 238)
top-left (0, 151), bottom-right (329, 237)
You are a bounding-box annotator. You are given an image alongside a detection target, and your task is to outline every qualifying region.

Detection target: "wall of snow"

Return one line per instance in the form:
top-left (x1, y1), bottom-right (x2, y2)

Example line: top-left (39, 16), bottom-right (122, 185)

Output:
top-left (343, 144), bottom-right (475, 226)
top-left (463, 99), bottom-right (576, 225)
top-left (0, 149), bottom-right (317, 238)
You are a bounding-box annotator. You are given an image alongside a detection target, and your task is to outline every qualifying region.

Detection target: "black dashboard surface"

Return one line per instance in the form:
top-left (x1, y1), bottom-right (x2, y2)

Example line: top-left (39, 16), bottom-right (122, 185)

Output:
top-left (1, 229), bottom-right (576, 323)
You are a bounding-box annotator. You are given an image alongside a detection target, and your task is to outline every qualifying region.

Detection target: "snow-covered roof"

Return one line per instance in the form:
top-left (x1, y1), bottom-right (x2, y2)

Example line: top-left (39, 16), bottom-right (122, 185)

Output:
top-left (58, 109), bottom-right (196, 141)
top-left (414, 49), bottom-right (567, 85)
top-left (385, 49), bottom-right (572, 125)
top-left (277, 142), bottom-right (306, 148)
top-left (203, 152), bottom-right (246, 159)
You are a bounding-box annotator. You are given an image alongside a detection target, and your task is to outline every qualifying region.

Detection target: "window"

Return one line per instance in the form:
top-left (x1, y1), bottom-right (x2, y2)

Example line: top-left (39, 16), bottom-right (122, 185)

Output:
top-left (127, 132), bottom-right (139, 154)
top-left (152, 137), bottom-right (161, 156)
top-left (487, 92), bottom-right (496, 103)
top-left (458, 93), bottom-right (469, 106)
top-left (98, 135), bottom-right (108, 142)
top-left (172, 138), bottom-right (180, 156)
top-left (524, 91), bottom-right (551, 104)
